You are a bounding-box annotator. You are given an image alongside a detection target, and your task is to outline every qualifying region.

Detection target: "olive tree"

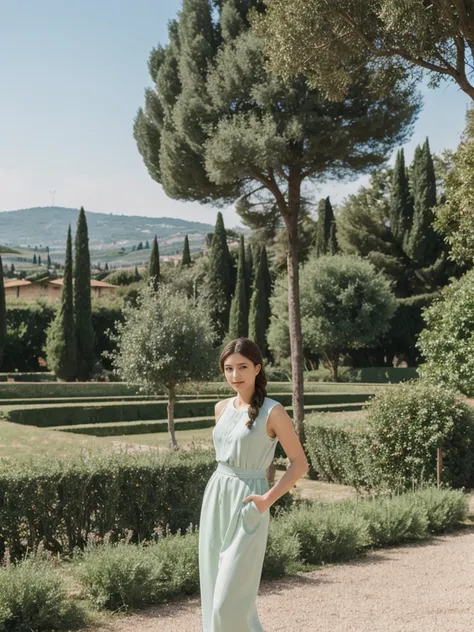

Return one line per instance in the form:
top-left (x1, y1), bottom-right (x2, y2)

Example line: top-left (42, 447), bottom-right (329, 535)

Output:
top-left (268, 255), bottom-right (397, 380)
top-left (106, 285), bottom-right (218, 449)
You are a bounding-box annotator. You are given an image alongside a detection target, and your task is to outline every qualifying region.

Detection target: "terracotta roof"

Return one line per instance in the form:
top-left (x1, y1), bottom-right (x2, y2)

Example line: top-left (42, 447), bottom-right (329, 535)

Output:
top-left (4, 279), bottom-right (32, 287)
top-left (49, 279), bottom-right (117, 288)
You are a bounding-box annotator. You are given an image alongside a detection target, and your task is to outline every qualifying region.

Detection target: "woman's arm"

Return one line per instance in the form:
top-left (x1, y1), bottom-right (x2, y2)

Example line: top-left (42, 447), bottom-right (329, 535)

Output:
top-left (263, 404), bottom-right (309, 508)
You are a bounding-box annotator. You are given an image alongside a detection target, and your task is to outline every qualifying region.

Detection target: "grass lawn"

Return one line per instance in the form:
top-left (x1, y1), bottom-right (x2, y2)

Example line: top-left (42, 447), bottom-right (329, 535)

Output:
top-left (0, 420), bottom-right (117, 462)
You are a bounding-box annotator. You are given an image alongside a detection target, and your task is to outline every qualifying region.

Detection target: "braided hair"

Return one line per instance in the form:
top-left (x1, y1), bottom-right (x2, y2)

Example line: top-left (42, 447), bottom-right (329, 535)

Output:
top-left (219, 338), bottom-right (268, 430)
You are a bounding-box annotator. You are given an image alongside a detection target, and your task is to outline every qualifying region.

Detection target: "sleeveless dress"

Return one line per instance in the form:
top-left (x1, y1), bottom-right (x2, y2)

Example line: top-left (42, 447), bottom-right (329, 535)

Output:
top-left (198, 396), bottom-right (281, 632)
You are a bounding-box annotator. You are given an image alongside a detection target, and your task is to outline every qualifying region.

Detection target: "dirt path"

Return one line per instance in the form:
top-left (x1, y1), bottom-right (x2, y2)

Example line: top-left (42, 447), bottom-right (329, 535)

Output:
top-left (87, 526), bottom-right (474, 632)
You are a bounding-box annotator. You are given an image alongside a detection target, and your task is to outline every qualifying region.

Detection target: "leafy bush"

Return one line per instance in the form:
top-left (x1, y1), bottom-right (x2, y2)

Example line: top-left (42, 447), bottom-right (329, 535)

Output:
top-left (277, 501), bottom-right (371, 566)
top-left (74, 531), bottom-right (199, 610)
top-left (0, 449), bottom-right (215, 561)
top-left (304, 412), bottom-right (375, 491)
top-left (351, 494), bottom-right (429, 547)
top-left (0, 557), bottom-right (84, 631)
top-left (367, 381), bottom-right (474, 491)
top-left (418, 269), bottom-right (474, 396)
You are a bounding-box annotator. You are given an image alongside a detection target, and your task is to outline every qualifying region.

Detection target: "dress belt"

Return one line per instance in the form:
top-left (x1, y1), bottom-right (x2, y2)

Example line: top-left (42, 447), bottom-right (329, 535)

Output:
top-left (216, 462), bottom-right (267, 479)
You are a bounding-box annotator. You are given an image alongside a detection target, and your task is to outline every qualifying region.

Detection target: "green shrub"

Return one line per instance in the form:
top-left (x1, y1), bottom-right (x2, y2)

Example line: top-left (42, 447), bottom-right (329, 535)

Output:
top-left (351, 494), bottom-right (429, 547)
top-left (262, 521), bottom-right (300, 579)
top-left (277, 502), bottom-right (371, 566)
top-left (0, 557), bottom-right (84, 631)
top-left (418, 269), bottom-right (474, 396)
top-left (304, 411), bottom-right (376, 490)
top-left (411, 486), bottom-right (469, 532)
top-left (0, 449), bottom-right (215, 560)
top-left (367, 381), bottom-right (474, 491)
top-left (74, 531), bottom-right (199, 610)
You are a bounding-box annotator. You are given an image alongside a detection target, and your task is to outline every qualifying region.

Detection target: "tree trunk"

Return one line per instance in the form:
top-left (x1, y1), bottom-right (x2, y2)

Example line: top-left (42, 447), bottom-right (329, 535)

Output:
top-left (167, 383), bottom-right (178, 450)
top-left (286, 176), bottom-right (306, 446)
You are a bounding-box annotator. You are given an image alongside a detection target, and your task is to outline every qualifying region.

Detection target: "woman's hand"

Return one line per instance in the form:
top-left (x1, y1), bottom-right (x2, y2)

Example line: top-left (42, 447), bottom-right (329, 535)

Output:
top-left (242, 494), bottom-right (271, 514)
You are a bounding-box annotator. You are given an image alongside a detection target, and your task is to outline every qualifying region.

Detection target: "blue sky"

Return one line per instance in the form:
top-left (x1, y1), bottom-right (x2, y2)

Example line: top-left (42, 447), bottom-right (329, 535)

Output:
top-left (0, 0), bottom-right (471, 228)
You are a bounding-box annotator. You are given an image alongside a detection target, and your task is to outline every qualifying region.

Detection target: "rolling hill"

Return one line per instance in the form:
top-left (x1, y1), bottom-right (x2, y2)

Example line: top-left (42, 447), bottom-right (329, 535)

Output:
top-left (0, 207), bottom-right (214, 251)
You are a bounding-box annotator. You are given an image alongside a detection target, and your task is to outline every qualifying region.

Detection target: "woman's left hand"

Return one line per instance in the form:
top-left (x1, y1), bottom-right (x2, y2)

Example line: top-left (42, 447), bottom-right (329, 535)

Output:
top-left (242, 494), bottom-right (271, 515)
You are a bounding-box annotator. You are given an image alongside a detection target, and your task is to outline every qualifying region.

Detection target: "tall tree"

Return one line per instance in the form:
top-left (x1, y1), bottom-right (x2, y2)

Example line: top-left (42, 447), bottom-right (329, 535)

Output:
top-left (390, 149), bottom-right (413, 248)
top-left (435, 109), bottom-right (474, 264)
top-left (0, 257), bottom-right (6, 370)
top-left (148, 235), bottom-right (161, 291)
top-left (206, 212), bottom-right (232, 340)
top-left (229, 235), bottom-right (248, 339)
top-left (134, 0), bottom-right (418, 442)
top-left (38, 255), bottom-right (42, 266)
top-left (406, 138), bottom-right (441, 264)
top-left (74, 207), bottom-right (95, 380)
top-left (337, 161), bottom-right (457, 298)
top-left (315, 197), bottom-right (338, 257)
top-left (249, 245), bottom-right (271, 356)
top-left (244, 242), bottom-right (253, 311)
top-left (45, 226), bottom-right (77, 381)
top-left (33, 254), bottom-right (37, 265)
top-left (47, 255), bottom-right (51, 267)
top-left (182, 234), bottom-right (192, 266)
top-left (258, 0), bottom-right (474, 102)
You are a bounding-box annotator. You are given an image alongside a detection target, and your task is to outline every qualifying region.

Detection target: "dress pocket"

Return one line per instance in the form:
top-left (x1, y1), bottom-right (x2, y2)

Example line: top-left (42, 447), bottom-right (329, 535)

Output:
top-left (241, 500), bottom-right (262, 535)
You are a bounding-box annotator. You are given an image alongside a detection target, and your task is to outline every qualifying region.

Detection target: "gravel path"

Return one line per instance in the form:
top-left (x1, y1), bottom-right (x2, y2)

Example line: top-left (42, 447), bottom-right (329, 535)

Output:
top-left (88, 526), bottom-right (474, 632)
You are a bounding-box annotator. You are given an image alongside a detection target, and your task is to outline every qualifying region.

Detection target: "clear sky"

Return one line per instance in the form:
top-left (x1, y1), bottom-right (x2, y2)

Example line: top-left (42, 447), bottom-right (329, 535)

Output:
top-left (0, 0), bottom-right (471, 228)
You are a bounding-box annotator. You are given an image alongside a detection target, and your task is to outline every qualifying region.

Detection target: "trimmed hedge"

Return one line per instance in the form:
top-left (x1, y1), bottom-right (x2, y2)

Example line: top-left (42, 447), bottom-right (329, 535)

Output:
top-left (304, 412), bottom-right (374, 491)
top-left (304, 367), bottom-right (418, 383)
top-left (0, 372), bottom-right (55, 383)
top-left (0, 450), bottom-right (216, 561)
top-left (4, 394), bottom-right (372, 428)
top-left (53, 416), bottom-right (216, 436)
top-left (0, 381), bottom-right (384, 400)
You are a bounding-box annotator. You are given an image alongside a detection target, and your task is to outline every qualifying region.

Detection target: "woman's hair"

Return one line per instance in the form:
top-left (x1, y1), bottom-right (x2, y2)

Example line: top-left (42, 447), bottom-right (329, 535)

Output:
top-left (219, 338), bottom-right (267, 430)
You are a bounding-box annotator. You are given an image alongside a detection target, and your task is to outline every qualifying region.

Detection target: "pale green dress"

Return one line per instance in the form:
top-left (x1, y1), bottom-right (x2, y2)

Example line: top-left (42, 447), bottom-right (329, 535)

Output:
top-left (198, 396), bottom-right (281, 632)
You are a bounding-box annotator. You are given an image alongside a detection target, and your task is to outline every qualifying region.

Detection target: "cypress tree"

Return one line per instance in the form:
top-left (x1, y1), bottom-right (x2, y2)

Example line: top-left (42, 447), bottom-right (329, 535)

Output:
top-left (182, 234), bottom-right (192, 266)
top-left (105, 262), bottom-right (109, 271)
top-left (207, 212), bottom-right (232, 340)
top-left (33, 254), bottom-right (37, 264)
top-left (244, 242), bottom-right (253, 311)
top-left (229, 235), bottom-right (248, 339)
top-left (149, 235), bottom-right (161, 291)
top-left (406, 138), bottom-right (440, 264)
top-left (145, 240), bottom-right (150, 249)
top-left (38, 255), bottom-right (42, 266)
top-left (134, 266), bottom-right (140, 281)
top-left (74, 207), bottom-right (95, 380)
top-left (248, 246), bottom-right (271, 356)
top-left (390, 149), bottom-right (413, 246)
top-left (47, 255), bottom-right (51, 267)
top-left (10, 263), bottom-right (14, 276)
top-left (315, 197), bottom-right (337, 256)
top-left (45, 226), bottom-right (77, 381)
top-left (0, 257), bottom-right (6, 370)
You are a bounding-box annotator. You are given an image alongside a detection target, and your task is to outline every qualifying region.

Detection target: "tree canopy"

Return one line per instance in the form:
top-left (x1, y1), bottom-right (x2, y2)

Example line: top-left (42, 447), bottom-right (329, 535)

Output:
top-left (107, 284), bottom-right (218, 448)
top-left (134, 0), bottom-right (420, 440)
top-left (256, 0), bottom-right (474, 101)
top-left (434, 108), bottom-right (474, 264)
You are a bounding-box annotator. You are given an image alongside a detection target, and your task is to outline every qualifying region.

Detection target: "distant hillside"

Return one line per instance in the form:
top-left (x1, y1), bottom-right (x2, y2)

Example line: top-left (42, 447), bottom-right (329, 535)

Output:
top-left (0, 207), bottom-right (214, 250)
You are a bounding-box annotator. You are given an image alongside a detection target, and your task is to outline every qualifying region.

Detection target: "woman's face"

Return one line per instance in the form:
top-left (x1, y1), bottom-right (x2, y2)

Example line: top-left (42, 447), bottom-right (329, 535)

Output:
top-left (223, 352), bottom-right (261, 393)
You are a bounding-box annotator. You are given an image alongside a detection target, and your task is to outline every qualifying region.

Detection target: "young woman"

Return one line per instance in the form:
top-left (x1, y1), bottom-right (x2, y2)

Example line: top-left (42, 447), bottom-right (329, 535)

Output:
top-left (199, 337), bottom-right (309, 632)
